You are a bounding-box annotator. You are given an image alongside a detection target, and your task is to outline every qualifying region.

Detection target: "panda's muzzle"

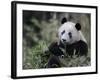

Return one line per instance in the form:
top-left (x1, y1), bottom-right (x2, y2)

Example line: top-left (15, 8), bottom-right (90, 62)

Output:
top-left (62, 39), bottom-right (66, 42)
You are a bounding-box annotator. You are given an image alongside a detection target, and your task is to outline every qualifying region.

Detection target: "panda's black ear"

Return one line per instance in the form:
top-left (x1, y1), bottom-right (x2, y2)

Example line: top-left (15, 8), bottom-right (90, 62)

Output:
top-left (61, 17), bottom-right (67, 24)
top-left (75, 23), bottom-right (81, 31)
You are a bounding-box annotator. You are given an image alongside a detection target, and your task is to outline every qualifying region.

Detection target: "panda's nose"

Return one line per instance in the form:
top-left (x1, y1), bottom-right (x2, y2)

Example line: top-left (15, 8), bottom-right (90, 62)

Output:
top-left (62, 39), bottom-right (66, 42)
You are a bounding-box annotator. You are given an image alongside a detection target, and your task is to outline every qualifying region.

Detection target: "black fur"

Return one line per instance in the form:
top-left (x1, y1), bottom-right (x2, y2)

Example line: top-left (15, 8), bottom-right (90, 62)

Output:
top-left (61, 17), bottom-right (67, 24)
top-left (49, 40), bottom-right (88, 57)
top-left (46, 55), bottom-right (61, 68)
top-left (49, 41), bottom-right (64, 56)
top-left (65, 40), bottom-right (88, 57)
top-left (75, 23), bottom-right (81, 31)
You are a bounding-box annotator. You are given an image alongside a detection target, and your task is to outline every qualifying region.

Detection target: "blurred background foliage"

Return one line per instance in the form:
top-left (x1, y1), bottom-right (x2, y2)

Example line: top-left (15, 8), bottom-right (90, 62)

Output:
top-left (23, 10), bottom-right (91, 69)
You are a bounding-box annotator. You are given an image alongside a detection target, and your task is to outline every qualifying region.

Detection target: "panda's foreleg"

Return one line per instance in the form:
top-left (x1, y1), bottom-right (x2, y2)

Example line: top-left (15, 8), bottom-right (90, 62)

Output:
top-left (65, 45), bottom-right (74, 58)
top-left (78, 40), bottom-right (88, 56)
top-left (48, 42), bottom-right (64, 56)
top-left (46, 55), bottom-right (61, 68)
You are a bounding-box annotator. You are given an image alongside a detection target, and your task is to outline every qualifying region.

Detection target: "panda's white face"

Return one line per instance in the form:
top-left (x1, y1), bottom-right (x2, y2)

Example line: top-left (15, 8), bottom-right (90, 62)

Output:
top-left (58, 22), bottom-right (81, 45)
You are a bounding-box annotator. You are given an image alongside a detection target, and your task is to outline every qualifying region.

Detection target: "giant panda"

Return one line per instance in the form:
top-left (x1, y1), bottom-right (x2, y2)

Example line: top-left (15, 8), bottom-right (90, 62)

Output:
top-left (49, 17), bottom-right (88, 57)
top-left (47, 17), bottom-right (88, 68)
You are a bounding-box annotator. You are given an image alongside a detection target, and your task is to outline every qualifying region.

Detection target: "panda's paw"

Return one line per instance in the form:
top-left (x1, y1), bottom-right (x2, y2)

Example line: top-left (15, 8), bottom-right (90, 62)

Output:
top-left (51, 64), bottom-right (60, 68)
top-left (60, 55), bottom-right (65, 58)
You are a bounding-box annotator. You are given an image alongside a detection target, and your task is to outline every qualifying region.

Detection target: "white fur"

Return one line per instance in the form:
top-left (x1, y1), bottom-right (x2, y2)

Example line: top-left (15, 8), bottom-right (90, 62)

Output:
top-left (58, 21), bottom-right (86, 44)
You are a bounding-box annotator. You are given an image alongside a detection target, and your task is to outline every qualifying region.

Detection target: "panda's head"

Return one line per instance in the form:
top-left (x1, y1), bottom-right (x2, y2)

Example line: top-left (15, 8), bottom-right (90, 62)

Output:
top-left (58, 17), bottom-right (82, 45)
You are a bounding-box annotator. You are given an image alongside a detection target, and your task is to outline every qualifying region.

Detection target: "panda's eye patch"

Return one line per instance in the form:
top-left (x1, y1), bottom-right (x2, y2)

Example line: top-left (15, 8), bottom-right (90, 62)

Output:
top-left (68, 32), bottom-right (72, 38)
top-left (61, 30), bottom-right (65, 35)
